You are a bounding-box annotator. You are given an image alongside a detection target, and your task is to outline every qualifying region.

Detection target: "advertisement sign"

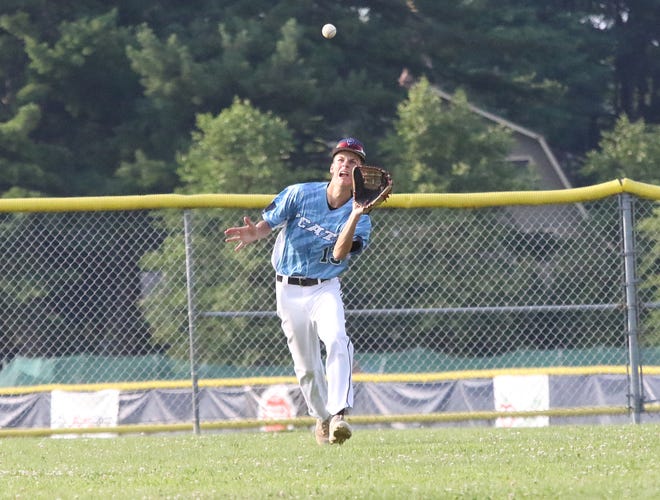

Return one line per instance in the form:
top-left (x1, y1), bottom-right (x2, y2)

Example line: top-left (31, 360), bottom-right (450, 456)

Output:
top-left (494, 374), bottom-right (549, 428)
top-left (257, 385), bottom-right (296, 432)
top-left (50, 389), bottom-right (119, 437)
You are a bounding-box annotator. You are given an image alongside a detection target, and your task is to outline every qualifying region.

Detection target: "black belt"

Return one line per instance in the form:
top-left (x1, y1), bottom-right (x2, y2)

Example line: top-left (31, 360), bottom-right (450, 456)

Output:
top-left (277, 275), bottom-right (330, 287)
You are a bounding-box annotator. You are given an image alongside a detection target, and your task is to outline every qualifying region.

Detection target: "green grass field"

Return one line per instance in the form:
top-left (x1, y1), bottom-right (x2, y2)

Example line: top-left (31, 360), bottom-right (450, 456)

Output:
top-left (1, 424), bottom-right (659, 499)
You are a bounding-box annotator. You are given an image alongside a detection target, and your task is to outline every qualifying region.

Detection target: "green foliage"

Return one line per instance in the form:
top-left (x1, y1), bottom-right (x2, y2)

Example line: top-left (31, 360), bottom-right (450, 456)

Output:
top-left (2, 1), bottom-right (659, 195)
top-left (0, 212), bottom-right (160, 358)
top-left (0, 103), bottom-right (51, 192)
top-left (593, 1), bottom-right (660, 124)
top-left (349, 209), bottom-right (539, 355)
top-left (2, 9), bottom-right (141, 195)
top-left (348, 205), bottom-right (623, 357)
top-left (582, 115), bottom-right (660, 347)
top-left (115, 150), bottom-right (177, 193)
top-left (383, 77), bottom-right (524, 193)
top-left (138, 213), bottom-right (189, 358)
top-left (128, 26), bottom-right (211, 106)
top-left (582, 115), bottom-right (660, 184)
top-left (638, 204), bottom-right (660, 346)
top-left (409, 2), bottom-right (612, 156)
top-left (177, 97), bottom-right (298, 194)
top-left (140, 208), bottom-right (287, 366)
top-left (0, 2), bottom-right (587, 195)
top-left (3, 1), bottom-right (660, 362)
top-left (146, 98), bottom-right (299, 364)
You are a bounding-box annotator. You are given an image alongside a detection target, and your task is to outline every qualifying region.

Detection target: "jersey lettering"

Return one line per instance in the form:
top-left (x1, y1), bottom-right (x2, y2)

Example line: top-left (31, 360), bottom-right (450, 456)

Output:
top-left (297, 215), bottom-right (338, 241)
top-left (262, 183), bottom-right (370, 277)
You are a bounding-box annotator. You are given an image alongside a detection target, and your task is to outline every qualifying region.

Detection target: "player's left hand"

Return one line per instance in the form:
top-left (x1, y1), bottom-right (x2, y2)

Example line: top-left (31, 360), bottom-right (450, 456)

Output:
top-left (224, 216), bottom-right (258, 251)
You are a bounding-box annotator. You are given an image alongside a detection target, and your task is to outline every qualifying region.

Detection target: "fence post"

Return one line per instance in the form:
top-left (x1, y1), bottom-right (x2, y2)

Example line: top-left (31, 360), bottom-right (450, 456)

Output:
top-left (620, 193), bottom-right (643, 423)
top-left (184, 209), bottom-right (201, 434)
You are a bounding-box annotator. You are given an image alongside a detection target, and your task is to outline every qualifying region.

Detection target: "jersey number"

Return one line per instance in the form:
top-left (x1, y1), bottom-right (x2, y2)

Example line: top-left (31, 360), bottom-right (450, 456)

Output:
top-left (321, 247), bottom-right (341, 265)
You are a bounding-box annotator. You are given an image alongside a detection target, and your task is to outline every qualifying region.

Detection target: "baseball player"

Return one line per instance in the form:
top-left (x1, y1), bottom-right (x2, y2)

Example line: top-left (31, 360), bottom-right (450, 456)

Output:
top-left (224, 137), bottom-right (372, 445)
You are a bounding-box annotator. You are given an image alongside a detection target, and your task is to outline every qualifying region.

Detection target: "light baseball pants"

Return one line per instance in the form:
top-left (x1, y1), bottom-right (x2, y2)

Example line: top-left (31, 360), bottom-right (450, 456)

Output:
top-left (275, 277), bottom-right (354, 420)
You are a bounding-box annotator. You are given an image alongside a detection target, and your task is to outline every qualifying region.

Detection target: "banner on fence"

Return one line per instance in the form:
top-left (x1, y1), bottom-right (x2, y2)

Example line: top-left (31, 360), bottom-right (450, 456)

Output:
top-left (50, 389), bottom-right (119, 437)
top-left (493, 375), bottom-right (549, 428)
top-left (257, 384), bottom-right (297, 432)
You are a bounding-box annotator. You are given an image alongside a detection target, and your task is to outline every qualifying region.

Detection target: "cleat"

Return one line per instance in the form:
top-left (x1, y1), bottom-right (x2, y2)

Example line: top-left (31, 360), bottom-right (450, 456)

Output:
top-left (315, 418), bottom-right (330, 445)
top-left (329, 414), bottom-right (352, 445)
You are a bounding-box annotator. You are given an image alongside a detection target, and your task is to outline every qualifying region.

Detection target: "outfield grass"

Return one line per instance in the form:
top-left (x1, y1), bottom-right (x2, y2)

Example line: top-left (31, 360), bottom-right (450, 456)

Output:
top-left (0, 423), bottom-right (658, 499)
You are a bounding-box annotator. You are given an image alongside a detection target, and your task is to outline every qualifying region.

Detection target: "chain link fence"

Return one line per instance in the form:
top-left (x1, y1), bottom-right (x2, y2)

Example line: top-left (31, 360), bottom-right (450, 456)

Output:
top-left (1, 181), bottom-right (660, 434)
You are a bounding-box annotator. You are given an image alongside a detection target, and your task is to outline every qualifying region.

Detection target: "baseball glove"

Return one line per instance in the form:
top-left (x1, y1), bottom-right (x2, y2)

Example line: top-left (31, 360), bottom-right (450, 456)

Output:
top-left (352, 165), bottom-right (393, 213)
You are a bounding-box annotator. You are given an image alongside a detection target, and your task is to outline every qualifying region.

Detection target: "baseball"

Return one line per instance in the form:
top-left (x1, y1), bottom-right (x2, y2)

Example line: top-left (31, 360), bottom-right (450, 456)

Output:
top-left (322, 23), bottom-right (336, 39)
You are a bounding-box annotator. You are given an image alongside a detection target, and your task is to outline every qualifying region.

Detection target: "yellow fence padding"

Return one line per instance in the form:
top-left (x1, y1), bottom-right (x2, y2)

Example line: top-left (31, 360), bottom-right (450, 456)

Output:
top-left (1, 178), bottom-right (656, 213)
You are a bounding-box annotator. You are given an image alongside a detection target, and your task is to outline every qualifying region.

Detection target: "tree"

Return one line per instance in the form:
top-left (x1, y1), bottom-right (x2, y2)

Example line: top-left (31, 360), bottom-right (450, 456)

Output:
top-left (382, 77), bottom-right (525, 193)
top-left (406, 1), bottom-right (612, 160)
top-left (591, 1), bottom-right (660, 124)
top-left (144, 99), bottom-right (299, 365)
top-left (0, 210), bottom-right (163, 359)
top-left (1, 9), bottom-right (141, 195)
top-left (0, 103), bottom-right (51, 193)
top-left (579, 112), bottom-right (660, 346)
top-left (123, 23), bottom-right (219, 170)
top-left (639, 209), bottom-right (660, 347)
top-left (3, 1), bottom-right (656, 194)
top-left (177, 97), bottom-right (298, 194)
top-left (581, 114), bottom-right (660, 185)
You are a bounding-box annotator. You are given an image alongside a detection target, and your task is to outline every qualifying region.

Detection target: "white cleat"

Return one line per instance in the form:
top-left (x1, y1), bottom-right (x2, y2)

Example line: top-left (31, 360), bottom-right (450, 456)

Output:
top-left (329, 414), bottom-right (352, 445)
top-left (315, 418), bottom-right (330, 445)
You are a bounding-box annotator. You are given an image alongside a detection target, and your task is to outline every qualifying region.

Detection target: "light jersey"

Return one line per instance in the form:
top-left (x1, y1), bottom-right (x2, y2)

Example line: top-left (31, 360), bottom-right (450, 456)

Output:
top-left (262, 181), bottom-right (372, 279)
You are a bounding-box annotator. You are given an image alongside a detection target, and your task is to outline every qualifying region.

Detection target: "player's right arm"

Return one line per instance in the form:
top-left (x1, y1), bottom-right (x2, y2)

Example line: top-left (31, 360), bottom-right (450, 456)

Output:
top-left (332, 209), bottom-right (363, 261)
top-left (224, 216), bottom-right (272, 251)
top-left (224, 185), bottom-right (296, 251)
